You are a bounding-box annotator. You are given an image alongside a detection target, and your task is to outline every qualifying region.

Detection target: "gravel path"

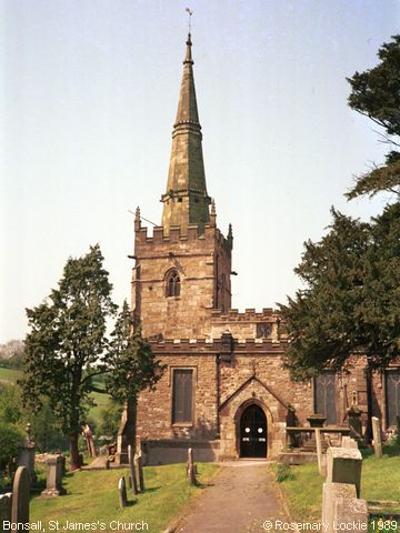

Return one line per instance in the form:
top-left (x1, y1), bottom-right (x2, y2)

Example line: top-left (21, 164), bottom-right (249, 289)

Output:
top-left (176, 461), bottom-right (290, 533)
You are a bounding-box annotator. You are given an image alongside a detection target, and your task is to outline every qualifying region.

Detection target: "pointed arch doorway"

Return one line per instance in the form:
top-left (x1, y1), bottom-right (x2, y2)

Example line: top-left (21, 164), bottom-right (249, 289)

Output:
top-left (239, 404), bottom-right (267, 458)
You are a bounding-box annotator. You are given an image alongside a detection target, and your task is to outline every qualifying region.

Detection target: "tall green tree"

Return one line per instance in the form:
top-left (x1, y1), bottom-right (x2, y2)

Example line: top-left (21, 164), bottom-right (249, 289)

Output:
top-left (280, 206), bottom-right (400, 379)
top-left (346, 34), bottom-right (400, 199)
top-left (105, 301), bottom-right (163, 446)
top-left (21, 245), bottom-right (117, 469)
top-left (280, 35), bottom-right (400, 380)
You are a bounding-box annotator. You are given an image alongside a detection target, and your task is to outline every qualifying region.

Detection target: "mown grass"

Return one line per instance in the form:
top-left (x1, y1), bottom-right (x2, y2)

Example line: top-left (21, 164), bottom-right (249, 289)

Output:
top-left (0, 367), bottom-right (22, 383)
top-left (276, 444), bottom-right (400, 522)
top-left (31, 462), bottom-right (220, 533)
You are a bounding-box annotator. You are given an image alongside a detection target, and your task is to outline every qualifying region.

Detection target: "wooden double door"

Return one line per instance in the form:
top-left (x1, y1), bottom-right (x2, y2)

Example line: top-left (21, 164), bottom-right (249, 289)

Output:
top-left (239, 404), bottom-right (267, 458)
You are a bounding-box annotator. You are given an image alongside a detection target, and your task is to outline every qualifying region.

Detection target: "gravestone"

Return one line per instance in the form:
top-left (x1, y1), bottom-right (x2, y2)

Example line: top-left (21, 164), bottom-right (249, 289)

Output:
top-left (322, 482), bottom-right (368, 533)
top-left (82, 423), bottom-right (96, 458)
top-left (59, 455), bottom-right (66, 475)
top-left (11, 466), bottom-right (30, 527)
top-left (17, 448), bottom-right (36, 483)
top-left (341, 436), bottom-right (358, 449)
top-left (326, 447), bottom-right (362, 497)
top-left (118, 477), bottom-right (127, 508)
top-left (187, 448), bottom-right (197, 485)
top-left (41, 455), bottom-right (66, 497)
top-left (347, 402), bottom-right (363, 442)
top-left (315, 428), bottom-right (324, 476)
top-left (0, 493), bottom-right (12, 526)
top-left (371, 417), bottom-right (383, 458)
top-left (128, 445), bottom-right (138, 494)
top-left (17, 423), bottom-right (37, 484)
top-left (135, 453), bottom-right (145, 493)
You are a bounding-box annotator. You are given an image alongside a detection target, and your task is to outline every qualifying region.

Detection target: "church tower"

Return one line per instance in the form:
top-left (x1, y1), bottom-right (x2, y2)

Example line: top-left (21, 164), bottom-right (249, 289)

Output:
top-left (131, 33), bottom-right (233, 339)
top-left (162, 33), bottom-right (211, 234)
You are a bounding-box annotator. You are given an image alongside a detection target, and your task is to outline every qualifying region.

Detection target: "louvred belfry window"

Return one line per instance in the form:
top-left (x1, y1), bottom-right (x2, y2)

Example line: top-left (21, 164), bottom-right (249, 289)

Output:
top-left (166, 270), bottom-right (180, 297)
top-left (172, 369), bottom-right (193, 424)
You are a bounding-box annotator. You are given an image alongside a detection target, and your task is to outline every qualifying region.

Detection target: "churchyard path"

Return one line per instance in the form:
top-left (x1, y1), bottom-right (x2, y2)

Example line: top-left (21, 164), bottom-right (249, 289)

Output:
top-left (175, 460), bottom-right (290, 533)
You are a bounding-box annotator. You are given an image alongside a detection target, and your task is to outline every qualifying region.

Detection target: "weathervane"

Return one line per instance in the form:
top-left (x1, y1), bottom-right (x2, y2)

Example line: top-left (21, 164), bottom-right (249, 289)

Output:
top-left (185, 7), bottom-right (193, 33)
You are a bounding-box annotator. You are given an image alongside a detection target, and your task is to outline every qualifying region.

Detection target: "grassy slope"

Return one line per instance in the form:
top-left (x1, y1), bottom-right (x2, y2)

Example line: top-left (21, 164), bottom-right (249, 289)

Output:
top-left (0, 367), bottom-right (110, 424)
top-left (89, 391), bottom-right (112, 421)
top-left (31, 463), bottom-right (219, 533)
top-left (278, 446), bottom-right (400, 522)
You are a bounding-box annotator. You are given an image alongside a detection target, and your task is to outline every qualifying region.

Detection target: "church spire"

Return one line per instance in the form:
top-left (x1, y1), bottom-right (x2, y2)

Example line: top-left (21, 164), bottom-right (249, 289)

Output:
top-left (161, 33), bottom-right (211, 234)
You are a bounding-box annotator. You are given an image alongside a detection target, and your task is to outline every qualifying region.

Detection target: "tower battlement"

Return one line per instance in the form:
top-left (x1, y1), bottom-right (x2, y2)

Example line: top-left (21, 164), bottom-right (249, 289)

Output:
top-left (135, 220), bottom-right (232, 251)
top-left (210, 308), bottom-right (280, 322)
top-left (148, 337), bottom-right (287, 353)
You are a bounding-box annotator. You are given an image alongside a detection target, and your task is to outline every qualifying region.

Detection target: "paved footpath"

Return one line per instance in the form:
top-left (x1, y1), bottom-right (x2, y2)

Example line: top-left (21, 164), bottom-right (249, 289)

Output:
top-left (176, 461), bottom-right (290, 533)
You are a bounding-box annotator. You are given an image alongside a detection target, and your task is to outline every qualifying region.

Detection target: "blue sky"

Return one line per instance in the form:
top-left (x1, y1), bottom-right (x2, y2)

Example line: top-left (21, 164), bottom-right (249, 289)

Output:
top-left (1, 0), bottom-right (399, 342)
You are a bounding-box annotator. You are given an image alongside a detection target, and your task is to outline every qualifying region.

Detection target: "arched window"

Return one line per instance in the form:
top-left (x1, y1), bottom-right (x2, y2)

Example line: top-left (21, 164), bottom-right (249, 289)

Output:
top-left (165, 270), bottom-right (180, 297)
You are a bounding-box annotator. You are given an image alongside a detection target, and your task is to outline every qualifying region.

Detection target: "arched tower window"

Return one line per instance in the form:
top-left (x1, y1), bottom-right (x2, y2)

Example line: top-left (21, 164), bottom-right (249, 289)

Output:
top-left (165, 269), bottom-right (181, 297)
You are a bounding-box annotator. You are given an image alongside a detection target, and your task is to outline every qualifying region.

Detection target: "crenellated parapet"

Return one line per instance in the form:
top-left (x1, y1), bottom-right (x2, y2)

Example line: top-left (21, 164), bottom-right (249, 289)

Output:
top-left (210, 308), bottom-right (280, 321)
top-left (135, 220), bottom-right (232, 251)
top-left (148, 336), bottom-right (287, 356)
top-left (210, 308), bottom-right (286, 342)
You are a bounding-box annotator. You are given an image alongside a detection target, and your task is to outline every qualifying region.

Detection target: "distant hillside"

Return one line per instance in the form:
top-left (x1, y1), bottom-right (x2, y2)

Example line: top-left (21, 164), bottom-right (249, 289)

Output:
top-left (0, 366), bottom-right (111, 428)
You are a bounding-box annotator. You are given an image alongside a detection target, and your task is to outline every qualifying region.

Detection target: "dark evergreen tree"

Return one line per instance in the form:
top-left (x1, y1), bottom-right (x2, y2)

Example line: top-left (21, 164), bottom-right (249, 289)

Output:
top-left (280, 206), bottom-right (400, 379)
top-left (346, 35), bottom-right (400, 199)
top-left (280, 36), bottom-right (400, 380)
top-left (21, 245), bottom-right (117, 470)
top-left (106, 301), bottom-right (163, 446)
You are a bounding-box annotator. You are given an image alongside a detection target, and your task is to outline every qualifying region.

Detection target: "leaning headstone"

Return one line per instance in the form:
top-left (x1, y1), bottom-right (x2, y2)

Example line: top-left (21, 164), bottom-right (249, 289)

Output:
top-left (128, 446), bottom-right (138, 494)
top-left (135, 453), bottom-right (145, 493)
top-left (118, 477), bottom-right (127, 508)
top-left (326, 447), bottom-right (362, 497)
top-left (11, 466), bottom-right (30, 527)
top-left (371, 417), bottom-right (383, 458)
top-left (0, 493), bottom-right (13, 526)
top-left (41, 455), bottom-right (66, 497)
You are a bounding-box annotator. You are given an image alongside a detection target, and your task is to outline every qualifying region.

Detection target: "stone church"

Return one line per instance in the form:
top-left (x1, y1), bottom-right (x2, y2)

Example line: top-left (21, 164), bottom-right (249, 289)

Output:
top-left (118, 34), bottom-right (400, 465)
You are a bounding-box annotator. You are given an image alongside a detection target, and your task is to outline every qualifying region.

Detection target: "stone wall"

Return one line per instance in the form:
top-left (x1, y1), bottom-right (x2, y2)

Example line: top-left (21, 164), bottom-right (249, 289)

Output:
top-left (141, 439), bottom-right (220, 466)
top-left (136, 352), bottom-right (219, 441)
top-left (132, 221), bottom-right (231, 339)
top-left (137, 339), bottom-right (313, 462)
top-left (210, 309), bottom-right (282, 341)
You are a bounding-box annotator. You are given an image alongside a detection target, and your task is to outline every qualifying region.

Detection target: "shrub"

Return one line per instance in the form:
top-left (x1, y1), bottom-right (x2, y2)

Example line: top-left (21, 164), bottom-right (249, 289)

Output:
top-left (275, 462), bottom-right (295, 483)
top-left (0, 422), bottom-right (24, 471)
top-left (0, 383), bottom-right (22, 425)
top-left (29, 401), bottom-right (67, 452)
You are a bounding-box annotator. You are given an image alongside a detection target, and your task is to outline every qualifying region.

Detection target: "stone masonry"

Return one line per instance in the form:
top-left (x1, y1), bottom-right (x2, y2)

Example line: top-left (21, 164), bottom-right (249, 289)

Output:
top-left (121, 32), bottom-right (400, 465)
